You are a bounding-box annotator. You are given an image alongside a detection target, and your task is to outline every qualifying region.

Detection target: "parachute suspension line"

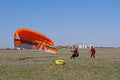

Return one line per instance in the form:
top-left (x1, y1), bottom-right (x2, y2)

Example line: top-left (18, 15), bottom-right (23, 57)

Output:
top-left (35, 42), bottom-right (41, 51)
top-left (35, 42), bottom-right (46, 52)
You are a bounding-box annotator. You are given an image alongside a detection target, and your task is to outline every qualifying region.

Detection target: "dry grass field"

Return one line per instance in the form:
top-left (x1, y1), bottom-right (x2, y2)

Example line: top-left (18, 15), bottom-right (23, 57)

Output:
top-left (0, 48), bottom-right (120, 80)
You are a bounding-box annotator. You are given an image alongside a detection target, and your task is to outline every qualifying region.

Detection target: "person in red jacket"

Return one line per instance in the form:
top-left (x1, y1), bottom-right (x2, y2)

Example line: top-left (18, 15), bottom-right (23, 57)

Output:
top-left (71, 48), bottom-right (79, 59)
top-left (90, 46), bottom-right (96, 58)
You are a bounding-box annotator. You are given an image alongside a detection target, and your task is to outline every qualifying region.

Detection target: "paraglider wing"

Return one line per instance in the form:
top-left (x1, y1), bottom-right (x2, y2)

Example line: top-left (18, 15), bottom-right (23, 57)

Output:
top-left (14, 28), bottom-right (58, 53)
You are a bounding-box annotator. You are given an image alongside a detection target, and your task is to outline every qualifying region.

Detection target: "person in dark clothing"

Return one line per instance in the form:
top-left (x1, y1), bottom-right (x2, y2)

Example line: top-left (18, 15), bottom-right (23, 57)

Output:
top-left (71, 48), bottom-right (79, 59)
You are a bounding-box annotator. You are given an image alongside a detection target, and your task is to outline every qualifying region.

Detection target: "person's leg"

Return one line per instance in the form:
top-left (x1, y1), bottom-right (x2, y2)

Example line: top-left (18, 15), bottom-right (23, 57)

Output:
top-left (90, 54), bottom-right (92, 58)
top-left (76, 54), bottom-right (79, 57)
top-left (93, 53), bottom-right (95, 58)
top-left (73, 54), bottom-right (76, 59)
top-left (71, 54), bottom-right (73, 59)
top-left (71, 54), bottom-right (74, 59)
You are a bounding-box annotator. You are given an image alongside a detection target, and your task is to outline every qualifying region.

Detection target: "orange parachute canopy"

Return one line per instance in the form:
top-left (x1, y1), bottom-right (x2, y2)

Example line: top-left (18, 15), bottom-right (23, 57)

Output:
top-left (14, 28), bottom-right (58, 53)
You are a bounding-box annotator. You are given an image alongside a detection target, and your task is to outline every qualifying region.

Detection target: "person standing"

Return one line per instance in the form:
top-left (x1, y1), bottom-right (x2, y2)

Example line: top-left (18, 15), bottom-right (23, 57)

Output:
top-left (90, 46), bottom-right (96, 58)
top-left (71, 48), bottom-right (79, 59)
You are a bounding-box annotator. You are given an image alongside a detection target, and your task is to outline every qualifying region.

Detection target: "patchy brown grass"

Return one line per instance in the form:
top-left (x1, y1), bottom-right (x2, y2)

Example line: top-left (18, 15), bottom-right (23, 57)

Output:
top-left (0, 48), bottom-right (120, 80)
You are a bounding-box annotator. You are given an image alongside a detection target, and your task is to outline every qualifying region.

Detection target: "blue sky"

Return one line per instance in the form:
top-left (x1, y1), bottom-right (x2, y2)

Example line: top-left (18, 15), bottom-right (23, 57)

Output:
top-left (0, 0), bottom-right (120, 48)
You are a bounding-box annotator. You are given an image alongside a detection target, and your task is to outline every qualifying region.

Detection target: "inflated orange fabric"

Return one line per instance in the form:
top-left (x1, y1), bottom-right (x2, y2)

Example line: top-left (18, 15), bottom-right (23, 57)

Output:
top-left (14, 28), bottom-right (54, 46)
